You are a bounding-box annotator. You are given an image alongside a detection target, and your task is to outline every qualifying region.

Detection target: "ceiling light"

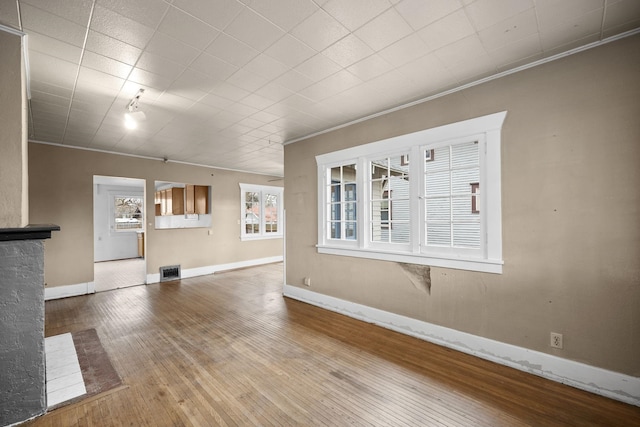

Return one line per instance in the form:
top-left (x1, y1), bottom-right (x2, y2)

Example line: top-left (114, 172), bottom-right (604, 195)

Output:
top-left (124, 113), bottom-right (138, 129)
top-left (124, 88), bottom-right (146, 130)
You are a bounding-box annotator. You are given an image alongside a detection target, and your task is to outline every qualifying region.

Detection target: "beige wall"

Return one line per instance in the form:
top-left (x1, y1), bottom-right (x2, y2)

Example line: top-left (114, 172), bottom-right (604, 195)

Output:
top-left (28, 143), bottom-right (283, 288)
top-left (284, 35), bottom-right (640, 376)
top-left (0, 30), bottom-right (28, 228)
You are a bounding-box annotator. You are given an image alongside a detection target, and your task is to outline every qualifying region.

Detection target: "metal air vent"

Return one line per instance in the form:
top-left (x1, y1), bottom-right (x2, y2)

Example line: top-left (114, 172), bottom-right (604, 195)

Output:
top-left (159, 265), bottom-right (180, 282)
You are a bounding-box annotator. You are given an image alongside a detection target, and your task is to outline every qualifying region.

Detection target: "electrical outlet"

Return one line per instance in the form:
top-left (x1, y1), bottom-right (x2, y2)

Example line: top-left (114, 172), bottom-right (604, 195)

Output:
top-left (550, 332), bottom-right (563, 349)
top-left (304, 277), bottom-right (311, 287)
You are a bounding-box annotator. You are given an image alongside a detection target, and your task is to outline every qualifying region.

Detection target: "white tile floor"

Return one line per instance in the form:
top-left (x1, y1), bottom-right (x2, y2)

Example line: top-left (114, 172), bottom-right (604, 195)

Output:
top-left (94, 258), bottom-right (146, 292)
top-left (45, 333), bottom-right (86, 408)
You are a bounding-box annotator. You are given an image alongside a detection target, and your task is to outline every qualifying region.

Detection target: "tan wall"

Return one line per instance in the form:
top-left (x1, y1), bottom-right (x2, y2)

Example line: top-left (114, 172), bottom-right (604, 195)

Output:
top-left (28, 143), bottom-right (283, 288)
top-left (284, 35), bottom-right (640, 376)
top-left (0, 30), bottom-right (28, 228)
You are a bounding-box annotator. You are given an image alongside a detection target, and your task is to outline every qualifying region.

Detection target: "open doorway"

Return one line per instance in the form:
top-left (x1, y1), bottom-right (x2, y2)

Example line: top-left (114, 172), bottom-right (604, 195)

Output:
top-left (93, 176), bottom-right (146, 292)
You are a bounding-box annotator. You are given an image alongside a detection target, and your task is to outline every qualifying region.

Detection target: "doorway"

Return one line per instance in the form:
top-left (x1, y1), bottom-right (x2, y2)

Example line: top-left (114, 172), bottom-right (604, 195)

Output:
top-left (93, 175), bottom-right (146, 292)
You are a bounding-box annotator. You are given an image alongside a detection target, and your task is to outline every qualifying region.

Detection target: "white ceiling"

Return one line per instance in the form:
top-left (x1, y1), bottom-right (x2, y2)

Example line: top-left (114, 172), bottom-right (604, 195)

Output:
top-left (1, 0), bottom-right (639, 176)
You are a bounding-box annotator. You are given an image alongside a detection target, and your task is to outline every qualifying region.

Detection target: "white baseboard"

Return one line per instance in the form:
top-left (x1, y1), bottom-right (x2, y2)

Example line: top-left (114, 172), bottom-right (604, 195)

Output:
top-left (44, 282), bottom-right (95, 301)
top-left (146, 256), bottom-right (284, 284)
top-left (283, 284), bottom-right (640, 407)
top-left (45, 256), bottom-right (283, 298)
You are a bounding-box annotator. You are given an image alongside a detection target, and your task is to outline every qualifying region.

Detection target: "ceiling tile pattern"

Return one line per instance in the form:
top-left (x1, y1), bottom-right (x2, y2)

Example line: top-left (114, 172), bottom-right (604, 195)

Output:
top-left (1, 0), bottom-right (638, 176)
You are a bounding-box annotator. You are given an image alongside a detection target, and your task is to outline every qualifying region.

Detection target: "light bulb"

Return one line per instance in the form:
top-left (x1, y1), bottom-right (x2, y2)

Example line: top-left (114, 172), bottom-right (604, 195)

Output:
top-left (124, 113), bottom-right (137, 130)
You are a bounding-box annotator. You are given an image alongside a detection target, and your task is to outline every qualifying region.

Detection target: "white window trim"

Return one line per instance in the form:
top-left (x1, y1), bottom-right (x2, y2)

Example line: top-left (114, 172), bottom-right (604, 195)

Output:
top-left (240, 183), bottom-right (283, 241)
top-left (316, 111), bottom-right (506, 274)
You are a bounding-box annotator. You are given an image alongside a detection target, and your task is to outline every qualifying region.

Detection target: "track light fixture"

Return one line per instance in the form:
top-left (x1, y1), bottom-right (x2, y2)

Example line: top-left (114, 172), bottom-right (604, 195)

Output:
top-left (124, 88), bottom-right (146, 130)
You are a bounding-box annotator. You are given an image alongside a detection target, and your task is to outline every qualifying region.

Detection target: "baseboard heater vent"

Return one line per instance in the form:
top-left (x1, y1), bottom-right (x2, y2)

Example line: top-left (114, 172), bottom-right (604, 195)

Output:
top-left (159, 265), bottom-right (181, 282)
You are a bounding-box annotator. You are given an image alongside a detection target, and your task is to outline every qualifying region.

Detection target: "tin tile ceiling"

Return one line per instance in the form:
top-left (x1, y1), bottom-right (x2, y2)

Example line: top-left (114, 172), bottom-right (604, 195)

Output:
top-left (1, 0), bottom-right (639, 176)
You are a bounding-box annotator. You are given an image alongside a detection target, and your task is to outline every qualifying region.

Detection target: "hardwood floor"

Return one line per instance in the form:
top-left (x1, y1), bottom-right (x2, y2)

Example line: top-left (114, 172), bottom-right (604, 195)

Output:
top-left (27, 263), bottom-right (639, 426)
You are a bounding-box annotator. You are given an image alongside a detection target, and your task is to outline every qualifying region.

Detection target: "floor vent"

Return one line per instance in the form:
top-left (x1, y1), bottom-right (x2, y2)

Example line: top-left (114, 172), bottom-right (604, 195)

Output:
top-left (159, 265), bottom-right (181, 282)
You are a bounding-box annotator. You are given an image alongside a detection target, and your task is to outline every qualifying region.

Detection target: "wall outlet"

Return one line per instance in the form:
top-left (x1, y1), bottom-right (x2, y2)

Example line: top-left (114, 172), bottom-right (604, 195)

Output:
top-left (304, 277), bottom-right (311, 287)
top-left (550, 332), bottom-right (563, 349)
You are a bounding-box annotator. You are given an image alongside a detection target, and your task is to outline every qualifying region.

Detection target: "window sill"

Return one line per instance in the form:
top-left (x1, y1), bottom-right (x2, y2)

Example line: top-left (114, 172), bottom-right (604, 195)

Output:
top-left (241, 234), bottom-right (283, 242)
top-left (316, 245), bottom-right (503, 274)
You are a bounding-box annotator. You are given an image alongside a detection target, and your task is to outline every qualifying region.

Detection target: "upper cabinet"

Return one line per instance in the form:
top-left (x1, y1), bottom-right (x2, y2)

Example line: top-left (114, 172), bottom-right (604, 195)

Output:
top-left (156, 187), bottom-right (185, 216)
top-left (154, 181), bottom-right (212, 229)
top-left (185, 184), bottom-right (209, 215)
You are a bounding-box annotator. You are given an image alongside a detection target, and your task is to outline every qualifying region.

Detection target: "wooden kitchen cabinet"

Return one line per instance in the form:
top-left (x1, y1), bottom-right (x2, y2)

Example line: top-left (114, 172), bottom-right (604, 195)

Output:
top-left (185, 184), bottom-right (195, 214)
top-left (158, 187), bottom-right (185, 215)
top-left (185, 185), bottom-right (209, 214)
top-left (155, 191), bottom-right (162, 216)
top-left (170, 187), bottom-right (184, 215)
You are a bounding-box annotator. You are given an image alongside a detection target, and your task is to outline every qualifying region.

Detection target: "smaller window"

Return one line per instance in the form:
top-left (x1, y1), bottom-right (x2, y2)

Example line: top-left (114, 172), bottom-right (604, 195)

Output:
top-left (240, 184), bottom-right (283, 240)
top-left (114, 196), bottom-right (143, 231)
top-left (328, 164), bottom-right (357, 241)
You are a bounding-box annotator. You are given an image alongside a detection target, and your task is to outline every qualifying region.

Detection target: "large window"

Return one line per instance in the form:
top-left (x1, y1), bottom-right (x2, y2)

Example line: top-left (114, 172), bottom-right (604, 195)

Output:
top-left (240, 184), bottom-right (283, 240)
top-left (316, 112), bottom-right (506, 273)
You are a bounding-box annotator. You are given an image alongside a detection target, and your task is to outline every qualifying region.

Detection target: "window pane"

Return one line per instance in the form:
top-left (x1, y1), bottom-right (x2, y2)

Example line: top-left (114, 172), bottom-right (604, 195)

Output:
top-left (246, 191), bottom-right (259, 203)
top-left (371, 155), bottom-right (409, 178)
top-left (330, 166), bottom-right (342, 181)
top-left (453, 223), bottom-right (481, 248)
top-left (388, 175), bottom-right (409, 193)
top-left (381, 206), bottom-right (389, 219)
top-left (344, 202), bottom-right (357, 221)
top-left (452, 168), bottom-right (479, 194)
top-left (330, 222), bottom-right (340, 239)
top-left (426, 223), bottom-right (451, 246)
top-left (426, 198), bottom-right (450, 221)
top-left (371, 200), bottom-right (385, 220)
top-left (345, 222), bottom-right (357, 240)
top-left (265, 193), bottom-right (277, 207)
top-left (370, 221), bottom-right (387, 242)
top-left (245, 215), bottom-right (259, 234)
top-left (368, 155), bottom-right (408, 245)
top-left (265, 222), bottom-right (277, 233)
top-left (330, 202), bottom-right (342, 221)
top-left (328, 164), bottom-right (357, 241)
top-left (389, 154), bottom-right (409, 175)
top-left (115, 196), bottom-right (143, 231)
top-left (451, 141), bottom-right (478, 168)
top-left (264, 194), bottom-right (278, 233)
top-left (391, 198), bottom-right (410, 219)
top-left (343, 164), bottom-right (357, 182)
top-left (371, 158), bottom-right (389, 179)
top-left (344, 183), bottom-right (356, 201)
top-left (425, 146), bottom-right (450, 172)
top-left (452, 196), bottom-right (476, 222)
top-left (390, 222), bottom-right (410, 243)
top-left (425, 170), bottom-right (450, 196)
top-left (330, 184), bottom-right (340, 202)
top-left (245, 191), bottom-right (260, 234)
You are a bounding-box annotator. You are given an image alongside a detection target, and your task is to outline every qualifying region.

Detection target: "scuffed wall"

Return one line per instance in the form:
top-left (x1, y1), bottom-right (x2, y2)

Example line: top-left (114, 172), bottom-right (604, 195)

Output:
top-left (284, 35), bottom-right (640, 376)
top-left (399, 264), bottom-right (431, 293)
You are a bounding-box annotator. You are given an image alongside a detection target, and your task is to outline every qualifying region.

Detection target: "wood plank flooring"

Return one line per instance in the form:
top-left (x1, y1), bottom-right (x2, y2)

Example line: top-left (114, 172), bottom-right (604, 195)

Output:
top-left (26, 263), bottom-right (640, 426)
